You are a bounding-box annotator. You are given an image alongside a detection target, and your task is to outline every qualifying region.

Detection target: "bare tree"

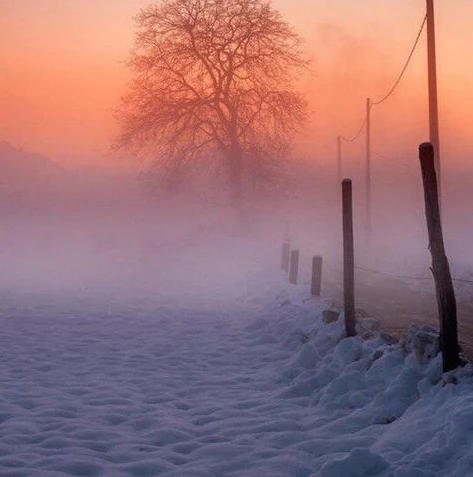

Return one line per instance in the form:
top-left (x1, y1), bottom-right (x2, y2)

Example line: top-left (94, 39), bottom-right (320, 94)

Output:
top-left (115, 0), bottom-right (308, 206)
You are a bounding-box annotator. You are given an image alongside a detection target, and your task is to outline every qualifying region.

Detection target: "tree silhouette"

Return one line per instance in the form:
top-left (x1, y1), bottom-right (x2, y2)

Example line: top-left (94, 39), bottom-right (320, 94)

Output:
top-left (116, 0), bottom-right (308, 206)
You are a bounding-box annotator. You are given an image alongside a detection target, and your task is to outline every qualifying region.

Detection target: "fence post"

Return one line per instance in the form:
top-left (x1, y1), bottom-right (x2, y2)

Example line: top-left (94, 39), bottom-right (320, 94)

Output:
top-left (289, 250), bottom-right (299, 285)
top-left (419, 142), bottom-right (459, 372)
top-left (281, 240), bottom-right (290, 272)
top-left (342, 179), bottom-right (356, 337)
top-left (311, 256), bottom-right (323, 296)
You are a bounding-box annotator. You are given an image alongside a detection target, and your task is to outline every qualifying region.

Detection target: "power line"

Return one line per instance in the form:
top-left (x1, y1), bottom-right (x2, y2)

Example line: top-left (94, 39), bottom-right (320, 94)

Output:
top-left (355, 265), bottom-right (432, 281)
top-left (340, 138), bottom-right (396, 162)
top-left (340, 14), bottom-right (427, 145)
top-left (338, 12), bottom-right (431, 246)
top-left (452, 278), bottom-right (473, 285)
top-left (341, 117), bottom-right (367, 144)
top-left (340, 138), bottom-right (424, 178)
top-left (355, 265), bottom-right (473, 286)
top-left (372, 14), bottom-right (427, 106)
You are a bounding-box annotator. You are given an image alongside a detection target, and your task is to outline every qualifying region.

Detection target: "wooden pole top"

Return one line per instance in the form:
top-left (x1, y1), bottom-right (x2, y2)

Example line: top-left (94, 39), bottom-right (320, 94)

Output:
top-left (419, 142), bottom-right (434, 151)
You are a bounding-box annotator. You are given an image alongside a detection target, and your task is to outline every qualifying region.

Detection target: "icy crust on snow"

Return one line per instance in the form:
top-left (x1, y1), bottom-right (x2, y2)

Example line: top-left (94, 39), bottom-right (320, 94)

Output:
top-left (1, 270), bottom-right (473, 476)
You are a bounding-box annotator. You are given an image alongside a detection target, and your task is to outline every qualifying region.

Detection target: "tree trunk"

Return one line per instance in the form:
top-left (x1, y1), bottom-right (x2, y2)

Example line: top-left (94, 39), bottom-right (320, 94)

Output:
top-left (230, 160), bottom-right (243, 206)
top-left (225, 143), bottom-right (249, 232)
top-left (226, 131), bottom-right (243, 202)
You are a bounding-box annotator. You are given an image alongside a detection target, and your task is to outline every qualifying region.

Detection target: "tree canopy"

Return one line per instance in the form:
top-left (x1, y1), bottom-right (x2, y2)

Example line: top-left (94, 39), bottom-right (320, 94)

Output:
top-left (116, 0), bottom-right (308, 204)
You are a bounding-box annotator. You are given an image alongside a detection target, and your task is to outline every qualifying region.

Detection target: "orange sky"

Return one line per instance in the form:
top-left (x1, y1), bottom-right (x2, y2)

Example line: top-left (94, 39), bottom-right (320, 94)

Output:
top-left (1, 0), bottom-right (473, 171)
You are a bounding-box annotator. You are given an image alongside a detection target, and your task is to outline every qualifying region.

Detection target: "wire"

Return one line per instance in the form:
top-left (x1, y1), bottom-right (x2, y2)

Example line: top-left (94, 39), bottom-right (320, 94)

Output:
top-left (355, 265), bottom-right (473, 286)
top-left (355, 265), bottom-right (432, 281)
top-left (340, 137), bottom-right (397, 162)
top-left (340, 136), bottom-right (423, 176)
top-left (339, 15), bottom-right (427, 159)
top-left (341, 117), bottom-right (367, 144)
top-left (372, 14), bottom-right (427, 106)
top-left (453, 278), bottom-right (473, 285)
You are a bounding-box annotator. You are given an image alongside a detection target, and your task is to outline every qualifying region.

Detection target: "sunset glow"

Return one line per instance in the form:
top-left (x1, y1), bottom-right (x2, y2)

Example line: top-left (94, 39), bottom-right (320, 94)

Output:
top-left (3, 3), bottom-right (473, 475)
top-left (2, 0), bottom-right (473, 170)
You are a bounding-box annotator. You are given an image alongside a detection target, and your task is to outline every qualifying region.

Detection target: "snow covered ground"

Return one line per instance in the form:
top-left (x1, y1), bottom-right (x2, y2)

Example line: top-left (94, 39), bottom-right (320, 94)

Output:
top-left (1, 233), bottom-right (473, 477)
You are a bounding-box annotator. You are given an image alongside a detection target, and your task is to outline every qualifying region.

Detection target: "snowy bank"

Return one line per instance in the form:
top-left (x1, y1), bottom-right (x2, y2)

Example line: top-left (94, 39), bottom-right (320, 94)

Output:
top-left (260, 284), bottom-right (473, 477)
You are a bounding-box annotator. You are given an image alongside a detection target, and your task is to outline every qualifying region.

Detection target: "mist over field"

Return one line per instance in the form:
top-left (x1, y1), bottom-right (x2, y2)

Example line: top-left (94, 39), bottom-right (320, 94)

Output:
top-left (2, 2), bottom-right (473, 475)
top-left (2, 138), bottom-right (473, 308)
top-left (0, 141), bottom-right (278, 302)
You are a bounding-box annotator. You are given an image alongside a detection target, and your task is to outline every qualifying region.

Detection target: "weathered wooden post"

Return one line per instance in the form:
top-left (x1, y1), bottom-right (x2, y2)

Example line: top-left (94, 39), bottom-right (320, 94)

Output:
top-left (311, 256), bottom-right (323, 296)
top-left (289, 250), bottom-right (299, 285)
top-left (342, 179), bottom-right (356, 337)
top-left (281, 240), bottom-right (290, 272)
top-left (419, 142), bottom-right (459, 372)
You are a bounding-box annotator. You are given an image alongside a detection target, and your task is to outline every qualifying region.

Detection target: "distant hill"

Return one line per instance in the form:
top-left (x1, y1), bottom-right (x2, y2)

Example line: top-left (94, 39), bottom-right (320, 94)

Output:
top-left (0, 142), bottom-right (142, 216)
top-left (0, 141), bottom-right (60, 178)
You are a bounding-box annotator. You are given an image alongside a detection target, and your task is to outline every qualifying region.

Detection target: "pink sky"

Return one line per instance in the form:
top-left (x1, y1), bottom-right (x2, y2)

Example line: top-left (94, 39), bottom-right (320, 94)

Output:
top-left (1, 0), bottom-right (473, 169)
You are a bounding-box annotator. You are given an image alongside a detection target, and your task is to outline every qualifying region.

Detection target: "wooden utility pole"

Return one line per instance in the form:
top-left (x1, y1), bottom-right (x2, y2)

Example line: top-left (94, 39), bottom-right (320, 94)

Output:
top-left (419, 143), bottom-right (458, 372)
top-left (365, 98), bottom-right (372, 244)
top-left (337, 135), bottom-right (342, 185)
top-left (426, 0), bottom-right (441, 202)
top-left (342, 179), bottom-right (356, 337)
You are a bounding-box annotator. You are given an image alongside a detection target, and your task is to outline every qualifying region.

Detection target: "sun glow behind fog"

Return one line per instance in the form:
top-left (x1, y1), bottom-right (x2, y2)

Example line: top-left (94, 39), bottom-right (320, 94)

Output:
top-left (2, 0), bottom-right (473, 287)
top-left (2, 6), bottom-right (473, 474)
top-left (1, 0), bottom-right (473, 171)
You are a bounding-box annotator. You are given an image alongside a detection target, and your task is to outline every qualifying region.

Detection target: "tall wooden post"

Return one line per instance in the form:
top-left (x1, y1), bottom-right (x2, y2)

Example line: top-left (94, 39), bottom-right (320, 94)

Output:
top-left (289, 250), bottom-right (299, 285)
top-left (365, 98), bottom-right (372, 244)
top-left (419, 143), bottom-right (458, 372)
top-left (426, 0), bottom-right (441, 203)
top-left (342, 179), bottom-right (356, 337)
top-left (281, 240), bottom-right (290, 272)
top-left (337, 135), bottom-right (342, 185)
top-left (311, 256), bottom-right (323, 296)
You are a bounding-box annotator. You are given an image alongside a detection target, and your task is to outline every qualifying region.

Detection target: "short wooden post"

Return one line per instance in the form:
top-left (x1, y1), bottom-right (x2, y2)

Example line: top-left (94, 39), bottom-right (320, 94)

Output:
top-left (311, 256), bottom-right (323, 296)
top-left (289, 250), bottom-right (299, 285)
top-left (419, 142), bottom-right (459, 372)
top-left (342, 179), bottom-right (356, 337)
top-left (281, 240), bottom-right (290, 272)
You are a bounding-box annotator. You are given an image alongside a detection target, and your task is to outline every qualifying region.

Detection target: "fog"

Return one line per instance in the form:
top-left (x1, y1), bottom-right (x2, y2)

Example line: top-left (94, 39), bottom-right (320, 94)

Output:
top-left (3, 4), bottom-right (473, 476)
top-left (2, 140), bottom-right (473, 313)
top-left (0, 145), bottom-right (283, 306)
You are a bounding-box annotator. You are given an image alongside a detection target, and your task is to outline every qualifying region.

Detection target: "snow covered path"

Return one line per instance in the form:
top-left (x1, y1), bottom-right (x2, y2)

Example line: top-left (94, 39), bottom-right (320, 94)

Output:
top-left (1, 249), bottom-right (473, 476)
top-left (0, 288), bottom-right (321, 477)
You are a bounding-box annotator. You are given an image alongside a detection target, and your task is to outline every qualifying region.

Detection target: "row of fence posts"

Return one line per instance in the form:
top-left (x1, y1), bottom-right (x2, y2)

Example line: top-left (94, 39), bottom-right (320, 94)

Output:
top-left (280, 142), bottom-right (460, 373)
top-left (281, 241), bottom-right (323, 296)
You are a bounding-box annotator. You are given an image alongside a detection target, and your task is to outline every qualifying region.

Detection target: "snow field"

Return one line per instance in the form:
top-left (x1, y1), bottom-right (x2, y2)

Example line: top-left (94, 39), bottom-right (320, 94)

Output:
top-left (0, 235), bottom-right (473, 476)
